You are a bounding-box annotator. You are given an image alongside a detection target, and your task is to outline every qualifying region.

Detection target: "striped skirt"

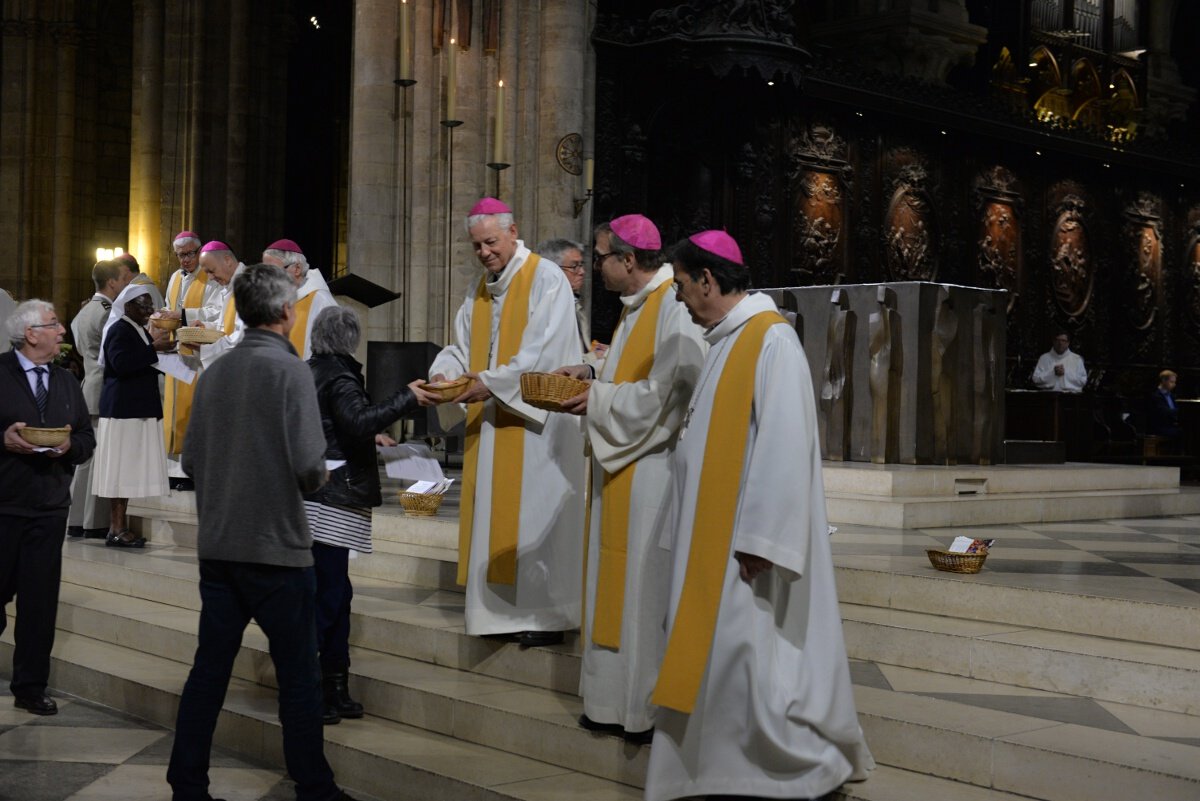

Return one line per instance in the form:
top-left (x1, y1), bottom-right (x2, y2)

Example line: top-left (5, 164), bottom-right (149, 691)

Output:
top-left (303, 500), bottom-right (373, 553)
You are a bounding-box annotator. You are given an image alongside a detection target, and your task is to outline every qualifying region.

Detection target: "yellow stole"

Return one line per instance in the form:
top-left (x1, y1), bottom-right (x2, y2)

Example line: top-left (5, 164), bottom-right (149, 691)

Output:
top-left (221, 292), bottom-right (237, 335)
top-left (288, 293), bottom-right (317, 356)
top-left (457, 255), bottom-right (540, 586)
top-left (651, 310), bottom-right (788, 714)
top-left (591, 279), bottom-right (672, 649)
top-left (162, 270), bottom-right (211, 454)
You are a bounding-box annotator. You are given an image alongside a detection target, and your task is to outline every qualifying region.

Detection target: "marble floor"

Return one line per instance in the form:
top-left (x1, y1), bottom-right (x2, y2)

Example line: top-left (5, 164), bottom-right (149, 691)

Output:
top-left (0, 689), bottom-right (384, 801)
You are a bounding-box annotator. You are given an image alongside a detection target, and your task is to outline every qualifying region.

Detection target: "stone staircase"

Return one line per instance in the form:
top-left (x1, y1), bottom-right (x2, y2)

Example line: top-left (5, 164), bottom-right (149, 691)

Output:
top-left (2, 492), bottom-right (1198, 800)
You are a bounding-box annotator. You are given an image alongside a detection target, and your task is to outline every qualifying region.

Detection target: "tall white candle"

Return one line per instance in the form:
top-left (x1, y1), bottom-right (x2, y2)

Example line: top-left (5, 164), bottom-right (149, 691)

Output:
top-left (584, 157), bottom-right (594, 191)
top-left (446, 38), bottom-right (457, 121)
top-left (399, 1), bottom-right (411, 81)
top-left (493, 80), bottom-right (505, 163)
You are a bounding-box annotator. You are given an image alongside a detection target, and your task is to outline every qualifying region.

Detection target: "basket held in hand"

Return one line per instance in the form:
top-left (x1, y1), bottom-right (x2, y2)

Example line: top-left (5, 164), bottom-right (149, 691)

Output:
top-left (176, 326), bottom-right (225, 345)
top-left (420, 377), bottom-right (474, 403)
top-left (21, 427), bottom-right (70, 447)
top-left (519, 372), bottom-right (589, 412)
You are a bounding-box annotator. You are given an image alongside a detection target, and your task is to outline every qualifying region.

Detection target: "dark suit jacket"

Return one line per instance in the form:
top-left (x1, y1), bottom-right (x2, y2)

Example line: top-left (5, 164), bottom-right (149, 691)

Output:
top-left (99, 319), bottom-right (162, 419)
top-left (1147, 389), bottom-right (1181, 438)
top-left (0, 350), bottom-right (95, 516)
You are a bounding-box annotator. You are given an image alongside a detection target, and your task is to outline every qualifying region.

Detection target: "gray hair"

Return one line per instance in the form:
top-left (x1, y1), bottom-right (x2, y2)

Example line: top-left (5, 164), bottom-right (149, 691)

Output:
top-left (595, 221), bottom-right (660, 271)
top-left (173, 235), bottom-right (201, 249)
top-left (263, 247), bottom-right (310, 279)
top-left (310, 305), bottom-right (360, 356)
top-left (233, 263), bottom-right (298, 327)
top-left (465, 212), bottom-right (514, 233)
top-left (7, 299), bottom-right (55, 349)
top-left (536, 238), bottom-right (585, 267)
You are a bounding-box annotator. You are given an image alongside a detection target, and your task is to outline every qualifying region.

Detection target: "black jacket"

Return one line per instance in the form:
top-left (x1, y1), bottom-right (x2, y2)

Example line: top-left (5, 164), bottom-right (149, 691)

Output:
top-left (99, 319), bottom-right (162, 419)
top-left (304, 353), bottom-right (418, 509)
top-left (0, 350), bottom-right (95, 516)
top-left (1147, 389), bottom-right (1181, 438)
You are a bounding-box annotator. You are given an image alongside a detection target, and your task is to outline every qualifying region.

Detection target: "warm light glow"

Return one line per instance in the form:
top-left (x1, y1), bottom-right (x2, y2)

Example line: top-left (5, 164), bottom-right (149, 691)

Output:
top-left (95, 247), bottom-right (124, 262)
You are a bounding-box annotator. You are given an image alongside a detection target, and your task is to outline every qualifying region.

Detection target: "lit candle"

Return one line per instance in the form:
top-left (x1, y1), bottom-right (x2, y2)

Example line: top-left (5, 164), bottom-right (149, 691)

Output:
top-left (493, 80), bottom-right (505, 163)
top-left (446, 38), bottom-right (457, 121)
top-left (584, 158), bottom-right (594, 192)
top-left (399, 0), bottom-right (411, 81)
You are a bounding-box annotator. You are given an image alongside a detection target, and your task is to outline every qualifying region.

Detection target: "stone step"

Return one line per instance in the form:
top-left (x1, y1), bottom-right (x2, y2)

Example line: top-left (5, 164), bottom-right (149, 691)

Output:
top-left (841, 603), bottom-right (1200, 714)
top-left (53, 546), bottom-right (1200, 801)
top-left (0, 631), bottom-right (640, 801)
top-left (822, 463), bottom-right (1182, 498)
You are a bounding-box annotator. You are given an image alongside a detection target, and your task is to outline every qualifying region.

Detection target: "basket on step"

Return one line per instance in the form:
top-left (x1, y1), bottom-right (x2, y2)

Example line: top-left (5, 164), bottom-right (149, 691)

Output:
top-left (926, 549), bottom-right (988, 574)
top-left (420, 377), bottom-right (474, 403)
top-left (519, 372), bottom-right (589, 412)
top-left (176, 326), bottom-right (225, 345)
top-left (399, 491), bottom-right (443, 516)
top-left (20, 426), bottom-right (70, 447)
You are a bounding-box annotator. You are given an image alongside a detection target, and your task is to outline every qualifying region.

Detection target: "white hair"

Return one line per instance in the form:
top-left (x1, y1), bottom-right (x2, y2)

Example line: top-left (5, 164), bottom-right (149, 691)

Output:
top-left (173, 235), bottom-right (201, 249)
top-left (7, 299), bottom-right (54, 349)
top-left (465, 212), bottom-right (514, 233)
top-left (263, 248), bottom-right (310, 279)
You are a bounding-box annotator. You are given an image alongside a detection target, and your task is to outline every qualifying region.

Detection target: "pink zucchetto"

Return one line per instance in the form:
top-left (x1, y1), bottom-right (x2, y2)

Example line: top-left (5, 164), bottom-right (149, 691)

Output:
top-left (199, 240), bottom-right (231, 254)
top-left (468, 197), bottom-right (512, 216)
top-left (174, 230), bottom-right (200, 243)
top-left (689, 230), bottom-right (744, 266)
top-left (265, 238), bottom-right (303, 254)
top-left (610, 214), bottom-right (661, 250)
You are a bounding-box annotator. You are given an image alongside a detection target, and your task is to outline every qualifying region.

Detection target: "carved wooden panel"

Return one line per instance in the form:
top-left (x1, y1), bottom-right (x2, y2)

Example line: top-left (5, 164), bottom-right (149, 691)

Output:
top-left (1124, 193), bottom-right (1161, 332)
top-left (1185, 208), bottom-right (1200, 336)
top-left (789, 122), bottom-right (851, 285)
top-left (1047, 183), bottom-right (1093, 321)
top-left (883, 149), bottom-right (937, 282)
top-left (972, 166), bottom-right (1023, 312)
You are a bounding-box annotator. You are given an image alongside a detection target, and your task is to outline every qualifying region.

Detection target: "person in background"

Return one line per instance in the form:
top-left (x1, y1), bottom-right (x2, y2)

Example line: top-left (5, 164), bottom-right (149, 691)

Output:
top-left (303, 305), bottom-right (435, 724)
top-left (1147, 369), bottom-right (1182, 442)
top-left (536, 238), bottom-right (591, 356)
top-left (262, 239), bottom-right (338, 360)
top-left (1032, 332), bottom-right (1087, 392)
top-left (1, 299), bottom-right (95, 716)
top-left (91, 284), bottom-right (172, 547)
top-left (115, 251), bottom-right (165, 311)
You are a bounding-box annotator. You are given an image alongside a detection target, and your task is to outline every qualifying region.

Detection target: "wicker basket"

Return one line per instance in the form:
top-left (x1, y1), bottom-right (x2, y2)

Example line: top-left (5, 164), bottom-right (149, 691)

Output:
top-left (21, 427), bottom-right (70, 447)
top-left (150, 316), bottom-right (182, 332)
top-left (421, 377), bottom-right (474, 403)
top-left (176, 326), bottom-right (225, 345)
top-left (926, 549), bottom-right (988, 574)
top-left (519, 372), bottom-right (589, 412)
top-left (399, 491), bottom-right (444, 516)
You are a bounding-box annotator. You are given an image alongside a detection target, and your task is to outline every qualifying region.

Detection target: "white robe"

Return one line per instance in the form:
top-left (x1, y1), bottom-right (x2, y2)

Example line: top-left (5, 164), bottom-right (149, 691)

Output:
top-left (196, 263), bottom-right (247, 368)
top-left (1031, 348), bottom-right (1087, 392)
top-left (430, 242), bottom-right (586, 635)
top-left (645, 292), bottom-right (874, 801)
top-left (293, 269), bottom-right (338, 360)
top-left (580, 265), bottom-right (705, 733)
top-left (165, 266), bottom-right (222, 318)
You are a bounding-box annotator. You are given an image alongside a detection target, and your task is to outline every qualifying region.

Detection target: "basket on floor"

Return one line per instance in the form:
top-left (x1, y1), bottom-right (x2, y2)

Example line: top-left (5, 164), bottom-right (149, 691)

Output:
top-left (399, 491), bottom-right (443, 516)
top-left (926, 549), bottom-right (987, 574)
top-left (519, 372), bottom-right (589, 412)
top-left (176, 326), bottom-right (225, 345)
top-left (420, 377), bottom-right (473, 403)
top-left (20, 427), bottom-right (70, 447)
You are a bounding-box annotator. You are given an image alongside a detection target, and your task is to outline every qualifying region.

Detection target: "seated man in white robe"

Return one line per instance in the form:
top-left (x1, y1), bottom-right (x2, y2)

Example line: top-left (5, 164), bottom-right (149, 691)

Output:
top-left (1031, 331), bottom-right (1087, 392)
top-left (645, 230), bottom-right (874, 801)
top-left (261, 238), bottom-right (338, 360)
top-left (553, 214), bottom-right (704, 743)
top-left (428, 197), bottom-right (585, 648)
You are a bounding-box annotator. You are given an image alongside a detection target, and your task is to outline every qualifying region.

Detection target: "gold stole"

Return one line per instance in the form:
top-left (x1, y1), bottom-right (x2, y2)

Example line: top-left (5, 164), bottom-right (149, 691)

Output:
top-left (288, 293), bottom-right (317, 356)
top-left (162, 270), bottom-right (211, 454)
top-left (591, 279), bottom-right (672, 649)
top-left (457, 255), bottom-right (540, 586)
top-left (651, 310), bottom-right (788, 714)
top-left (221, 292), bottom-right (237, 335)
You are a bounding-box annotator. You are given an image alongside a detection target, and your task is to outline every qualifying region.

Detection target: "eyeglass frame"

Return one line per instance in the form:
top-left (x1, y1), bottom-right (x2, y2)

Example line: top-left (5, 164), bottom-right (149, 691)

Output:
top-left (175, 248), bottom-right (200, 260)
top-left (592, 250), bottom-right (618, 266)
top-left (561, 260), bottom-right (587, 273)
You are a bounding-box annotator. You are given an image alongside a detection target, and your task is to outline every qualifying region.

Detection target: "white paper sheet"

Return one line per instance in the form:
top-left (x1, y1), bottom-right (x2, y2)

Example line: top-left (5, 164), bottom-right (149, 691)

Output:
top-left (379, 442), bottom-right (446, 482)
top-left (325, 459), bottom-right (346, 471)
top-left (154, 353), bottom-right (197, 385)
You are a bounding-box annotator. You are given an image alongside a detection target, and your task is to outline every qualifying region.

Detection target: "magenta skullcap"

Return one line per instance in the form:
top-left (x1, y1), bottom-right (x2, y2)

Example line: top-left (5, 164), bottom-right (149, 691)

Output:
top-left (174, 230), bottom-right (200, 243)
top-left (266, 238), bottom-right (303, 254)
top-left (689, 230), bottom-right (744, 266)
top-left (468, 197), bottom-right (512, 216)
top-left (199, 240), bottom-right (231, 254)
top-left (610, 214), bottom-right (661, 250)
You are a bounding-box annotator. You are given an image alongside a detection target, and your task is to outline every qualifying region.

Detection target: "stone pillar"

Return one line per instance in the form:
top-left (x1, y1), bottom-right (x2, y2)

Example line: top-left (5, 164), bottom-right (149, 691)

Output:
top-left (1143, 0), bottom-right (1195, 136)
top-left (129, 0), bottom-right (163, 284)
top-left (533, 0), bottom-right (587, 238)
top-left (225, 0), bottom-right (248, 249)
top-left (0, 14), bottom-right (37, 295)
top-left (51, 23), bottom-right (78, 314)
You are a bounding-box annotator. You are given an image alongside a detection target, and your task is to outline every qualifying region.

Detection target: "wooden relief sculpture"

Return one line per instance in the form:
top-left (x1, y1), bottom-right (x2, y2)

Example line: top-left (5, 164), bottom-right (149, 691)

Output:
top-left (972, 300), bottom-right (1001, 465)
top-left (820, 289), bottom-right (855, 461)
top-left (1124, 193), bottom-right (1161, 333)
top-left (1049, 192), bottom-right (1092, 320)
top-left (1185, 210), bottom-right (1200, 335)
top-left (972, 166), bottom-right (1022, 313)
top-left (868, 286), bottom-right (902, 464)
top-left (930, 285), bottom-right (958, 465)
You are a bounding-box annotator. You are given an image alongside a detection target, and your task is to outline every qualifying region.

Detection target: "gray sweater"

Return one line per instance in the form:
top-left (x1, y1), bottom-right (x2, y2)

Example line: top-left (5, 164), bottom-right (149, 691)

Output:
top-left (183, 328), bottom-right (327, 566)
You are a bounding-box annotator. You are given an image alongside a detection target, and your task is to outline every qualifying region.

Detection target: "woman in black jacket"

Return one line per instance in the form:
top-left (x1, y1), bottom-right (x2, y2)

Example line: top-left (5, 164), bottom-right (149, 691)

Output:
top-left (304, 305), bottom-right (434, 724)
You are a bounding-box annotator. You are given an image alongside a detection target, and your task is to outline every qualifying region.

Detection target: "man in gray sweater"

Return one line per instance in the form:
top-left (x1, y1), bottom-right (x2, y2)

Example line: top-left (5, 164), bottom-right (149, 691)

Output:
top-left (168, 263), bottom-right (356, 801)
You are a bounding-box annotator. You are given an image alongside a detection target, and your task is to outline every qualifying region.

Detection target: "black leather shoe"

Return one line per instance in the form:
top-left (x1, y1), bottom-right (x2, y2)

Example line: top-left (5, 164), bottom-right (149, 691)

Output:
top-left (517, 630), bottom-right (564, 648)
top-left (169, 477), bottom-right (195, 491)
top-left (14, 694), bottom-right (57, 715)
top-left (106, 530), bottom-right (147, 548)
top-left (67, 526), bottom-right (84, 538)
top-left (622, 727), bottom-right (654, 745)
top-left (578, 713), bottom-right (623, 735)
top-left (323, 671), bottom-right (364, 719)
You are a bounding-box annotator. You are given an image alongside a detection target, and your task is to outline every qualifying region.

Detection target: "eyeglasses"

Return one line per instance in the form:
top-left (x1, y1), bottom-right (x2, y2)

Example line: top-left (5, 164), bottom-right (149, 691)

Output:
top-left (562, 261), bottom-right (586, 273)
top-left (29, 322), bottom-right (62, 330)
top-left (593, 251), bottom-right (617, 265)
top-left (176, 249), bottom-right (199, 260)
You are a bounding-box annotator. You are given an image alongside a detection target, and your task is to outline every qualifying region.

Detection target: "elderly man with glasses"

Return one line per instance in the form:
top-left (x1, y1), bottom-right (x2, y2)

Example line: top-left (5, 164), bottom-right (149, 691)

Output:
top-left (0, 300), bottom-right (95, 716)
top-left (537, 238), bottom-right (591, 357)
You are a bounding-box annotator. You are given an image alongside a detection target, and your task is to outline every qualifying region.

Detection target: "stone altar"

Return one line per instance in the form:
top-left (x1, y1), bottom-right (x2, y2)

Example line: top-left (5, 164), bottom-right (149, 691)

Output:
top-left (768, 282), bottom-right (1006, 465)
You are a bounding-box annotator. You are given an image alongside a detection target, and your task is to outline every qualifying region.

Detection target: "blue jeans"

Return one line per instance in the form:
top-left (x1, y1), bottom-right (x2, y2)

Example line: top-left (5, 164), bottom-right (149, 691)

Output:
top-left (312, 542), bottom-right (352, 671)
top-left (167, 560), bottom-right (339, 801)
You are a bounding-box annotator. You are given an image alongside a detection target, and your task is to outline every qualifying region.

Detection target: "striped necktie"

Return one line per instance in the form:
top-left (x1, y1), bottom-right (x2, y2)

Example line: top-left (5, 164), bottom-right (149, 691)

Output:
top-left (33, 366), bottom-right (48, 420)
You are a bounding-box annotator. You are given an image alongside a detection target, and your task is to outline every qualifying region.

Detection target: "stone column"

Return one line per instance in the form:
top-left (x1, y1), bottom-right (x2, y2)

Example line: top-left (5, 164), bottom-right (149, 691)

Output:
top-left (1143, 0), bottom-right (1195, 136)
top-left (129, 0), bottom-right (164, 284)
top-left (0, 15), bottom-right (36, 294)
top-left (533, 0), bottom-right (587, 238)
top-left (51, 23), bottom-right (79, 315)
top-left (225, 0), bottom-right (248, 249)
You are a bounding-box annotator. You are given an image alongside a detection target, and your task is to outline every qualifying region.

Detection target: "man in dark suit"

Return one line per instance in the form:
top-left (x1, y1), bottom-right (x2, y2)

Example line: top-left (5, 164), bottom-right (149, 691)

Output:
top-left (0, 299), bottom-right (95, 716)
top-left (1147, 369), bottom-right (1182, 441)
